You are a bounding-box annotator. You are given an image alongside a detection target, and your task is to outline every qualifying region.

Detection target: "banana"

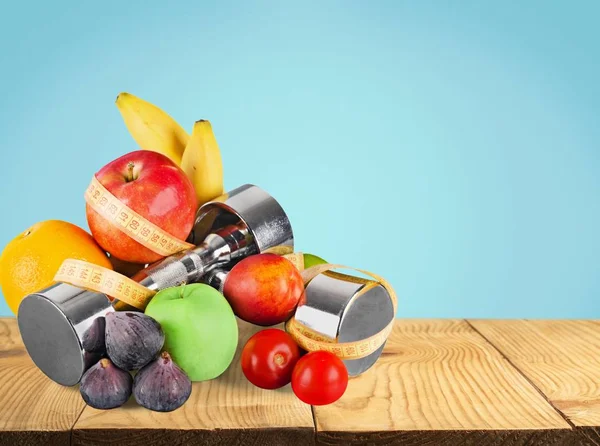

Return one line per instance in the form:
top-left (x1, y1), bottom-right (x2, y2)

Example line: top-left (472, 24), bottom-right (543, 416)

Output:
top-left (115, 92), bottom-right (189, 165)
top-left (181, 120), bottom-right (224, 206)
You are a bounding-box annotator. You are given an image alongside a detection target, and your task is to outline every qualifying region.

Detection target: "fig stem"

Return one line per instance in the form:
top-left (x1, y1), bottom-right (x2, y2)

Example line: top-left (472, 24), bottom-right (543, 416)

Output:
top-left (100, 358), bottom-right (111, 368)
top-left (161, 351), bottom-right (171, 364)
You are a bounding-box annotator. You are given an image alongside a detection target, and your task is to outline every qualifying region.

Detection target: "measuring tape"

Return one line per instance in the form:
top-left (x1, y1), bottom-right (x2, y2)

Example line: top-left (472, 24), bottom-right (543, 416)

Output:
top-left (85, 175), bottom-right (194, 257)
top-left (55, 259), bottom-right (155, 310)
top-left (285, 262), bottom-right (398, 360)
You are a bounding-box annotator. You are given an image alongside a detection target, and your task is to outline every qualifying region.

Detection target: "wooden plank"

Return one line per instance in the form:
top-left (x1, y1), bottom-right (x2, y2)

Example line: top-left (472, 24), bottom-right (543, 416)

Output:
top-left (0, 318), bottom-right (86, 446)
top-left (72, 319), bottom-right (315, 446)
top-left (313, 319), bottom-right (575, 445)
top-left (469, 320), bottom-right (600, 429)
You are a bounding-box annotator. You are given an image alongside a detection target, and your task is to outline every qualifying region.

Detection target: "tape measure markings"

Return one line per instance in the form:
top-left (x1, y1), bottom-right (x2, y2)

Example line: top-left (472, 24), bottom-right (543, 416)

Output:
top-left (54, 259), bottom-right (155, 310)
top-left (286, 317), bottom-right (394, 360)
top-left (85, 176), bottom-right (194, 257)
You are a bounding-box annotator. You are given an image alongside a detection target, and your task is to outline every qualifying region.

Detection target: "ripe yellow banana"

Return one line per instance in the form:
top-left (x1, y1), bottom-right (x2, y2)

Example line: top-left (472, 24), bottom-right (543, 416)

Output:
top-left (115, 92), bottom-right (189, 165)
top-left (181, 120), bottom-right (224, 206)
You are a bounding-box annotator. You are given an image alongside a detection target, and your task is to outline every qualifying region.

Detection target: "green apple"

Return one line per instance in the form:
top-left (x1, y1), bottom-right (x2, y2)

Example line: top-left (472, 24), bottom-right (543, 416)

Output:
top-left (145, 284), bottom-right (238, 381)
top-left (303, 253), bottom-right (327, 269)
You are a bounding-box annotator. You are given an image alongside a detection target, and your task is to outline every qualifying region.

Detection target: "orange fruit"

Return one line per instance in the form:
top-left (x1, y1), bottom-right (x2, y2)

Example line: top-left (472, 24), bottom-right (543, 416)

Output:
top-left (0, 220), bottom-right (112, 315)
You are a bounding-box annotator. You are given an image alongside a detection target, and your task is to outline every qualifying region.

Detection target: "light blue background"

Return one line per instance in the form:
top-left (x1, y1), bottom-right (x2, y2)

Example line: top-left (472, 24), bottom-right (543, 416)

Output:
top-left (0, 1), bottom-right (598, 318)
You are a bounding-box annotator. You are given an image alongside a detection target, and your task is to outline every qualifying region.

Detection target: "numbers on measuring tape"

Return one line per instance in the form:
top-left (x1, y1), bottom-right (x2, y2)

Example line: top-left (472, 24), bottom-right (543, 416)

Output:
top-left (85, 175), bottom-right (194, 257)
top-left (54, 259), bottom-right (155, 310)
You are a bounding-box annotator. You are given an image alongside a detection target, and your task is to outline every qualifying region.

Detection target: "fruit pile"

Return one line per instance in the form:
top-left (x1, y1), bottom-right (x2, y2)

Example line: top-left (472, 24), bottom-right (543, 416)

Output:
top-left (0, 93), bottom-right (354, 412)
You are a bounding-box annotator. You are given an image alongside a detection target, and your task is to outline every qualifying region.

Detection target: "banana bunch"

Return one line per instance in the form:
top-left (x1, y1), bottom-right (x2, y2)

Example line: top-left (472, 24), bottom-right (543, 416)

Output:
top-left (116, 93), bottom-right (223, 205)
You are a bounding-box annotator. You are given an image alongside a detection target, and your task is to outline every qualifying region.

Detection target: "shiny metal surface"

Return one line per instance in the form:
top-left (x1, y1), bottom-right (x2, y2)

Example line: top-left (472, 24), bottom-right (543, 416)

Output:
top-left (203, 268), bottom-right (228, 294)
top-left (190, 184), bottom-right (294, 255)
top-left (17, 282), bottom-right (113, 386)
top-left (295, 273), bottom-right (394, 376)
top-left (130, 184), bottom-right (294, 295)
top-left (338, 283), bottom-right (394, 376)
top-left (131, 229), bottom-right (239, 292)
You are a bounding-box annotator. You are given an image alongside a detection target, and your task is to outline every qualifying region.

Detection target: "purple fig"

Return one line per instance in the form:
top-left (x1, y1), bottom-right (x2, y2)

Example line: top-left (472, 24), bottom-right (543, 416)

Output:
top-left (80, 358), bottom-right (132, 409)
top-left (82, 316), bottom-right (106, 353)
top-left (133, 351), bottom-right (192, 412)
top-left (105, 311), bottom-right (164, 371)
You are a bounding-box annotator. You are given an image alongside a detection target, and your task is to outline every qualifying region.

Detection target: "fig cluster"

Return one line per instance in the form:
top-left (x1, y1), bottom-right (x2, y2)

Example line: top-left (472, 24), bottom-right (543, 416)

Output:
top-left (79, 311), bottom-right (192, 412)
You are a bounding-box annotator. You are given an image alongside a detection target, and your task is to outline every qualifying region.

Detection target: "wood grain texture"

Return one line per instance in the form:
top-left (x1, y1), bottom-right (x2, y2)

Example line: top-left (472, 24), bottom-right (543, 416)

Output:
top-left (0, 318), bottom-right (86, 446)
top-left (469, 320), bottom-right (600, 428)
top-left (3, 317), bottom-right (600, 445)
top-left (72, 319), bottom-right (314, 446)
top-left (313, 319), bottom-right (572, 445)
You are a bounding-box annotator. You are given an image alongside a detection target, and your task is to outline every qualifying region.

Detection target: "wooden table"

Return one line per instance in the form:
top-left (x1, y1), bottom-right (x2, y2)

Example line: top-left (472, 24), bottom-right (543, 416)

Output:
top-left (1, 318), bottom-right (599, 445)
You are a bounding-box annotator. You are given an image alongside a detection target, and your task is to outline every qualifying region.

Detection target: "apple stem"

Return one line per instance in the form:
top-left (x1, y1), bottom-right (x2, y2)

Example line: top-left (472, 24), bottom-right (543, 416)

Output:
top-left (125, 161), bottom-right (136, 182)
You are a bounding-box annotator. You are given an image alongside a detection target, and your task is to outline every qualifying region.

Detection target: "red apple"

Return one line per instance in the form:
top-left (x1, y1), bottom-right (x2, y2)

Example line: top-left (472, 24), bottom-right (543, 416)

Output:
top-left (86, 150), bottom-right (197, 264)
top-left (223, 254), bottom-right (305, 326)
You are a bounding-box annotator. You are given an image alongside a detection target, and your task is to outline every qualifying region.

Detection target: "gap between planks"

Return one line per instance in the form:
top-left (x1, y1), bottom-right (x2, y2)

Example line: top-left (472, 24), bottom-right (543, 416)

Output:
top-left (464, 319), bottom-right (576, 430)
top-left (69, 405), bottom-right (87, 446)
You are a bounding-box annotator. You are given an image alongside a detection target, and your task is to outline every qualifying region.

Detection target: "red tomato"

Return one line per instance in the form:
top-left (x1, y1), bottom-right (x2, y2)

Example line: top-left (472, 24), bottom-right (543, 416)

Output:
top-left (241, 329), bottom-right (301, 389)
top-left (291, 351), bottom-right (348, 405)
